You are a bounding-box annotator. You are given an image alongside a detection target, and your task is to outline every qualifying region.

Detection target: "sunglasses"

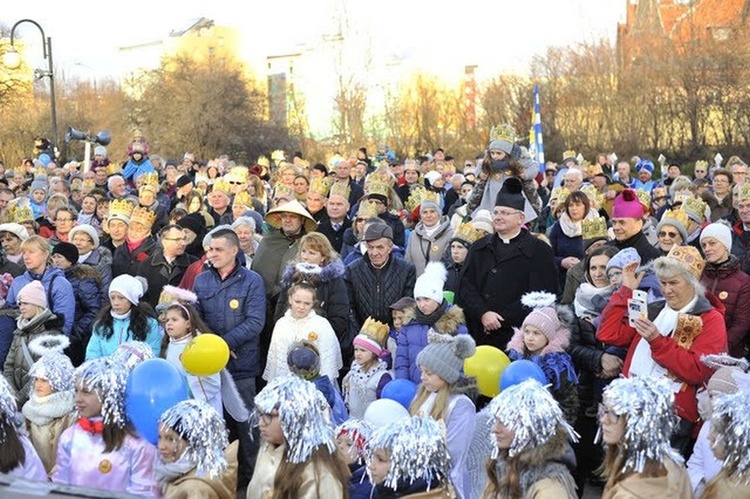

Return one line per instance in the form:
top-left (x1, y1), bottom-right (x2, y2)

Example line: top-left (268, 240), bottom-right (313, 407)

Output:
top-left (658, 231), bottom-right (679, 238)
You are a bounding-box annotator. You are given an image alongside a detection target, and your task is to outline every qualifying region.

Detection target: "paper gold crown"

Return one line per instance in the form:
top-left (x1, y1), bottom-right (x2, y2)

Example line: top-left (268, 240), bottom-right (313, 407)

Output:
top-left (738, 183), bottom-right (750, 202)
top-left (271, 149), bottom-right (286, 161)
top-left (212, 178), bottom-right (232, 195)
top-left (695, 160), bottom-right (709, 170)
top-left (273, 183), bottom-right (293, 199)
top-left (8, 204), bottom-right (34, 224)
top-left (666, 245), bottom-right (705, 280)
top-left (680, 196), bottom-right (707, 222)
top-left (329, 182), bottom-right (350, 200)
top-left (355, 201), bottom-right (378, 219)
top-left (109, 199), bottom-right (135, 222)
top-left (549, 186), bottom-right (571, 203)
top-left (369, 165), bottom-right (396, 188)
top-left (367, 177), bottom-right (390, 198)
top-left (359, 317), bottom-right (389, 347)
top-left (489, 123), bottom-right (516, 143)
top-left (309, 176), bottom-right (332, 197)
top-left (652, 186), bottom-right (667, 199)
top-left (233, 191), bottom-right (253, 207)
top-left (562, 150), bottom-right (577, 162)
top-left (661, 209), bottom-right (690, 228)
top-left (81, 179), bottom-right (96, 192)
top-left (403, 159), bottom-right (419, 171)
top-left (453, 222), bottom-right (483, 245)
top-left (635, 189), bottom-right (651, 210)
top-left (106, 163), bottom-right (122, 177)
top-left (227, 166), bottom-right (249, 184)
top-left (139, 172), bottom-right (159, 186)
top-left (580, 185), bottom-right (604, 209)
top-left (405, 187), bottom-right (441, 213)
top-left (581, 216), bottom-right (608, 241)
top-left (257, 155), bottom-right (270, 168)
top-left (130, 206), bottom-right (157, 228)
top-left (138, 184), bottom-right (158, 196)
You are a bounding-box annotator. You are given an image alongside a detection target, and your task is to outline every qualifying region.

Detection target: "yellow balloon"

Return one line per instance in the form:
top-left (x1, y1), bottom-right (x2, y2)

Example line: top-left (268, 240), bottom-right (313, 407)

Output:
top-left (180, 334), bottom-right (230, 376)
top-left (463, 345), bottom-right (511, 397)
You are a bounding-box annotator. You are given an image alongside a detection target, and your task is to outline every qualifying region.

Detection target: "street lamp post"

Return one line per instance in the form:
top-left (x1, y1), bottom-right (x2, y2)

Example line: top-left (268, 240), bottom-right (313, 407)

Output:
top-left (3, 19), bottom-right (58, 149)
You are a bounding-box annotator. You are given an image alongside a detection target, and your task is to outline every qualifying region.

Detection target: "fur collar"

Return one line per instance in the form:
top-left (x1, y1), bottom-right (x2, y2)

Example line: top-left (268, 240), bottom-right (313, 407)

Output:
top-left (280, 257), bottom-right (345, 287)
top-left (506, 305), bottom-right (574, 356)
top-left (402, 304), bottom-right (466, 335)
top-left (22, 390), bottom-right (75, 426)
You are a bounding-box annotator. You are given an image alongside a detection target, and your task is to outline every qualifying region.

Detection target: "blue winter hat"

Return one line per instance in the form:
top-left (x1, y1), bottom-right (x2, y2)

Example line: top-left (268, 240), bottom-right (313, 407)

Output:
top-left (606, 247), bottom-right (641, 272)
top-left (635, 159), bottom-right (655, 175)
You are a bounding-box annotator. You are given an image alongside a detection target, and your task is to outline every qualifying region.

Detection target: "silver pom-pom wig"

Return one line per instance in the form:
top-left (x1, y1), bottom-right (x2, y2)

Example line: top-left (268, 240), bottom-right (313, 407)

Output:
top-left (28, 334), bottom-right (74, 394)
top-left (160, 399), bottom-right (230, 478)
top-left (75, 357), bottom-right (129, 428)
top-left (252, 375), bottom-right (335, 464)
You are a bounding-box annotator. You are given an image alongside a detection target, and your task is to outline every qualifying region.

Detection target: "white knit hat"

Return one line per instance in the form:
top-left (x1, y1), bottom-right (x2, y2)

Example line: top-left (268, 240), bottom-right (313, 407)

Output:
top-left (0, 223), bottom-right (30, 242)
top-left (413, 262), bottom-right (447, 303)
top-left (69, 224), bottom-right (100, 249)
top-left (109, 274), bottom-right (146, 305)
top-left (471, 210), bottom-right (493, 234)
top-left (700, 222), bottom-right (732, 253)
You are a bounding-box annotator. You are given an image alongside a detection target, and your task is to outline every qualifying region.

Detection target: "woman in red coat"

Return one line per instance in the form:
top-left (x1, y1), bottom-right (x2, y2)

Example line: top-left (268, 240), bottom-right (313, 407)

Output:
top-left (597, 245), bottom-right (727, 457)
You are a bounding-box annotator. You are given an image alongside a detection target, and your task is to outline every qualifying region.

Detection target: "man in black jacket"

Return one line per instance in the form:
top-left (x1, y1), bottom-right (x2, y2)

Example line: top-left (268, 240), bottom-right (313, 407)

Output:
top-left (607, 188), bottom-right (661, 264)
top-left (137, 224), bottom-right (197, 307)
top-left (459, 177), bottom-right (559, 350)
top-left (346, 224), bottom-right (416, 330)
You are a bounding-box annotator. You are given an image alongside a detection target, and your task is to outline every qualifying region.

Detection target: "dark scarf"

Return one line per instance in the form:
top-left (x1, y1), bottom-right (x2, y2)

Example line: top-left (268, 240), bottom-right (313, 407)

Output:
top-left (415, 300), bottom-right (448, 327)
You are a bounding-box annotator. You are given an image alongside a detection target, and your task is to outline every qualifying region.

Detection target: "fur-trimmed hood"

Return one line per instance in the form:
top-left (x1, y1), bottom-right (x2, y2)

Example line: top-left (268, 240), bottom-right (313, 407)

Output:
top-left (402, 303), bottom-right (466, 335)
top-left (279, 257), bottom-right (345, 288)
top-left (507, 305), bottom-right (575, 356)
top-left (451, 375), bottom-right (479, 401)
top-left (66, 263), bottom-right (101, 283)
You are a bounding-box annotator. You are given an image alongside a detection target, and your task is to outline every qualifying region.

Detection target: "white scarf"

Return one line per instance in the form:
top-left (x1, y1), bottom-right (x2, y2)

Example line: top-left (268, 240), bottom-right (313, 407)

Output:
top-left (558, 212), bottom-right (582, 238)
top-left (22, 390), bottom-right (75, 426)
top-left (629, 294), bottom-right (699, 393)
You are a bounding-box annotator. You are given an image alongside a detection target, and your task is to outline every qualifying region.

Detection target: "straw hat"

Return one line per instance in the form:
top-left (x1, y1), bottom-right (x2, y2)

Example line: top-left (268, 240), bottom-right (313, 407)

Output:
top-left (265, 198), bottom-right (317, 233)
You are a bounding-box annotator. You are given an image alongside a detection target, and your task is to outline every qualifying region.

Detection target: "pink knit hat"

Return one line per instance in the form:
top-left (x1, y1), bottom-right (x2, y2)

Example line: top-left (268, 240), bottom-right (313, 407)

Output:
top-left (612, 189), bottom-right (645, 219)
top-left (18, 280), bottom-right (47, 309)
top-left (353, 334), bottom-right (384, 357)
top-left (507, 306), bottom-right (571, 355)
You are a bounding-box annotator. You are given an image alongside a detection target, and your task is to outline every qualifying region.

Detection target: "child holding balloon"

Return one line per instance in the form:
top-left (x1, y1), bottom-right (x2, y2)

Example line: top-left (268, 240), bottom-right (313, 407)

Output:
top-left (52, 357), bottom-right (159, 496)
top-left (342, 317), bottom-right (392, 419)
top-left (506, 292), bottom-right (579, 424)
top-left (410, 332), bottom-right (477, 499)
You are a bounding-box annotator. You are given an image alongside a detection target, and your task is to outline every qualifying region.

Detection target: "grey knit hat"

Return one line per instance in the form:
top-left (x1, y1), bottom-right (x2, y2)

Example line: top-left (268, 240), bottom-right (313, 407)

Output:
top-left (416, 331), bottom-right (476, 384)
top-left (30, 175), bottom-right (48, 194)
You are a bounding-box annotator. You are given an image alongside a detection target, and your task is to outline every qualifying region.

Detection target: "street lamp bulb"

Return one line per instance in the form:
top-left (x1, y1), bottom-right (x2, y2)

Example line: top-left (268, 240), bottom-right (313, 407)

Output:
top-left (2, 49), bottom-right (21, 70)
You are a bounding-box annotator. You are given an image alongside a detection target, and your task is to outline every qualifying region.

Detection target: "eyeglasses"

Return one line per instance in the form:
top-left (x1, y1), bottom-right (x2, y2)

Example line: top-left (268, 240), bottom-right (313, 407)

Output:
top-left (258, 412), bottom-right (278, 425)
top-left (598, 404), bottom-right (621, 423)
top-left (355, 218), bottom-right (366, 223)
top-left (658, 231), bottom-right (679, 239)
top-left (228, 181), bottom-right (244, 185)
top-left (494, 210), bottom-right (522, 217)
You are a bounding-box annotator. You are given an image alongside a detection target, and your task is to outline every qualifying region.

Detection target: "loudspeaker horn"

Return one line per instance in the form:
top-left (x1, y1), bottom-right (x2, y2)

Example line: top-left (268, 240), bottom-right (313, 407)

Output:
top-left (65, 126), bottom-right (87, 143)
top-left (93, 130), bottom-right (111, 146)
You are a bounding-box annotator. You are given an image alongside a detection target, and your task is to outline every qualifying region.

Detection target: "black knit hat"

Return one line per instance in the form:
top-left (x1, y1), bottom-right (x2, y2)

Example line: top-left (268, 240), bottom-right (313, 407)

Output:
top-left (176, 175), bottom-right (193, 188)
top-left (495, 177), bottom-right (525, 211)
top-left (177, 212), bottom-right (206, 236)
top-left (52, 242), bottom-right (79, 265)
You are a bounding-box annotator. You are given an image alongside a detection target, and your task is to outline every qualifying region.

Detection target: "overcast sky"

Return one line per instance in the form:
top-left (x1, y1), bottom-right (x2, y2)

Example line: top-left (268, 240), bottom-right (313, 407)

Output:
top-left (3, 0), bottom-right (627, 80)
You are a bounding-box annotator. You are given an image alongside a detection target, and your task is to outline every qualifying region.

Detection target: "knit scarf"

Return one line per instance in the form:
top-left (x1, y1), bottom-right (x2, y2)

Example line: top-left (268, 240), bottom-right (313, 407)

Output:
top-left (154, 452), bottom-right (196, 483)
top-left (21, 390), bottom-right (75, 426)
top-left (415, 300), bottom-right (448, 327)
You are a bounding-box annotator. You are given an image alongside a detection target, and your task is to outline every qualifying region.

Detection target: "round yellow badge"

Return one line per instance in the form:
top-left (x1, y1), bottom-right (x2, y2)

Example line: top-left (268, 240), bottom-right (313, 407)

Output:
top-left (98, 459), bottom-right (112, 474)
top-left (229, 299), bottom-right (240, 309)
top-left (432, 245), bottom-right (440, 253)
top-left (308, 332), bottom-right (318, 341)
top-left (719, 291), bottom-right (729, 300)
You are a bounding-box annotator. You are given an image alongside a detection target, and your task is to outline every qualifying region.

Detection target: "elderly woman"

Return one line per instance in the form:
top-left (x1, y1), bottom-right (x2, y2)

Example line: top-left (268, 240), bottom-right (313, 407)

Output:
top-left (597, 245), bottom-right (728, 456)
top-left (598, 376), bottom-right (692, 497)
top-left (0, 223), bottom-right (30, 267)
top-left (68, 224), bottom-right (113, 291)
top-left (700, 223), bottom-right (750, 358)
top-left (655, 209), bottom-right (689, 256)
top-left (231, 216), bottom-right (260, 268)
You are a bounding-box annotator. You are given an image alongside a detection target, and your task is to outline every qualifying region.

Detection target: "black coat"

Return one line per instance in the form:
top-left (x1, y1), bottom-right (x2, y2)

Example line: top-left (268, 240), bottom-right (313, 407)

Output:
top-left (345, 253), bottom-right (416, 328)
top-left (568, 313), bottom-right (605, 407)
top-left (458, 230), bottom-right (559, 350)
top-left (112, 236), bottom-right (157, 278)
top-left (607, 231), bottom-right (661, 264)
top-left (316, 218), bottom-right (352, 253)
top-left (65, 264), bottom-right (103, 366)
top-left (137, 250), bottom-right (197, 307)
top-left (379, 211), bottom-right (405, 248)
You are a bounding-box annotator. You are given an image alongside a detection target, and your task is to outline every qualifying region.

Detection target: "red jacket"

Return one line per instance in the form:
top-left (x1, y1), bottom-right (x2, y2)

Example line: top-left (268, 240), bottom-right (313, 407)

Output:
top-left (701, 255), bottom-right (750, 358)
top-left (597, 286), bottom-right (727, 423)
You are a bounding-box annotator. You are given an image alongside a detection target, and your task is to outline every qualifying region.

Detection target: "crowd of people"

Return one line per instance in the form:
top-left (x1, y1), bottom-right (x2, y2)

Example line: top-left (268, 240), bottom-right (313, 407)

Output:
top-left (0, 127), bottom-right (749, 499)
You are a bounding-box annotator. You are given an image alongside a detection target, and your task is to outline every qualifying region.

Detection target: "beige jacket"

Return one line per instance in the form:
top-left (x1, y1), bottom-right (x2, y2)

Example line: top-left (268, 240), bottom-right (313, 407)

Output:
top-left (28, 412), bottom-right (76, 474)
top-left (604, 458), bottom-right (692, 499)
top-left (402, 484), bottom-right (456, 498)
top-left (247, 442), bottom-right (345, 499)
top-left (703, 472), bottom-right (750, 499)
top-left (163, 441), bottom-right (239, 499)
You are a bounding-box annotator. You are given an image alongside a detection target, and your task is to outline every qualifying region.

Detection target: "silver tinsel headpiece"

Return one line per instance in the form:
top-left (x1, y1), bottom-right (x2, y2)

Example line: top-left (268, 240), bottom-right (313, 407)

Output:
top-left (711, 371), bottom-right (750, 481)
top-left (602, 375), bottom-right (681, 473)
top-left (366, 415), bottom-right (451, 491)
top-left (75, 357), bottom-right (129, 428)
top-left (0, 377), bottom-right (20, 443)
top-left (336, 418), bottom-right (373, 463)
top-left (487, 378), bottom-right (577, 458)
top-left (252, 375), bottom-right (335, 463)
top-left (111, 341), bottom-right (155, 371)
top-left (160, 399), bottom-right (229, 478)
top-left (27, 334), bottom-right (74, 394)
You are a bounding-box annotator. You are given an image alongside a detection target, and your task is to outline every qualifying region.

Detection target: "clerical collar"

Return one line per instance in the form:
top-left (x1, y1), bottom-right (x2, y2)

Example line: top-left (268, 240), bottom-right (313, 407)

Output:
top-left (497, 229), bottom-right (521, 244)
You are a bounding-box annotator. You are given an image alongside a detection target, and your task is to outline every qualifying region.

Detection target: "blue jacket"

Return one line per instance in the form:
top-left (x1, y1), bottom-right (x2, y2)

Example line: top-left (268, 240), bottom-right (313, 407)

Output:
top-left (394, 304), bottom-right (468, 384)
top-left (85, 315), bottom-right (162, 360)
top-left (64, 265), bottom-right (103, 345)
top-left (194, 259), bottom-right (266, 380)
top-left (121, 157), bottom-right (155, 181)
top-left (5, 267), bottom-right (75, 335)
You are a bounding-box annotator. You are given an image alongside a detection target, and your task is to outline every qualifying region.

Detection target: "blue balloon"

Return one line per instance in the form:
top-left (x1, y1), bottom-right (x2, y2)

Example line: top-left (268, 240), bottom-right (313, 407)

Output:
top-left (499, 360), bottom-right (547, 392)
top-left (381, 379), bottom-right (418, 410)
top-left (125, 359), bottom-right (189, 444)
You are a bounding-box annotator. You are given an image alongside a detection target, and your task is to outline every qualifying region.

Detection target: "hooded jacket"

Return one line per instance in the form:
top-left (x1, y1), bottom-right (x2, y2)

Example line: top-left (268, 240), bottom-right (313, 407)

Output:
top-left (700, 255), bottom-right (750, 358)
top-left (5, 266), bottom-right (75, 335)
